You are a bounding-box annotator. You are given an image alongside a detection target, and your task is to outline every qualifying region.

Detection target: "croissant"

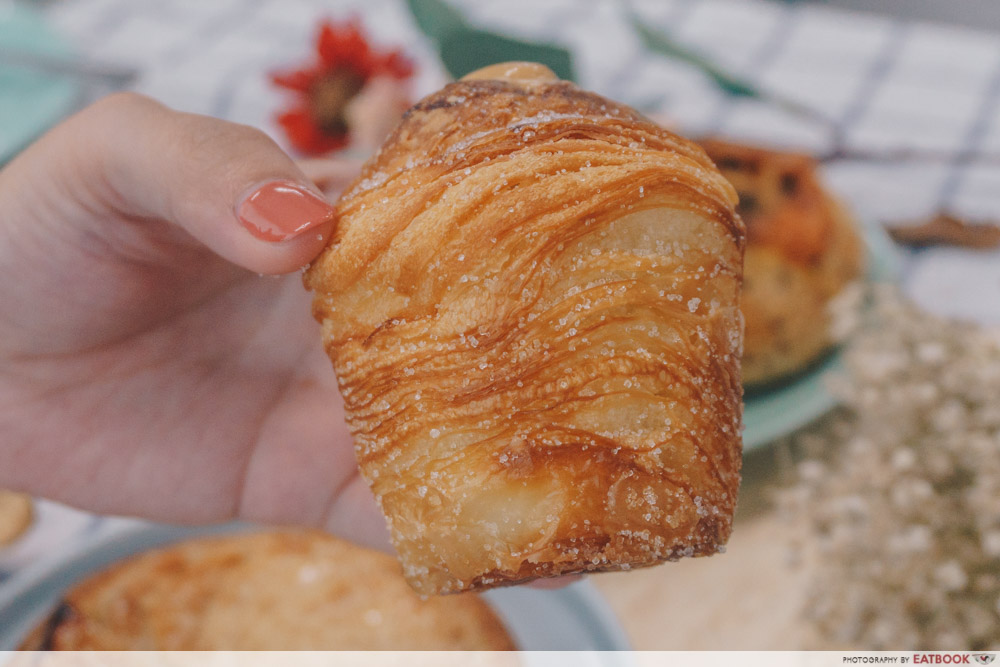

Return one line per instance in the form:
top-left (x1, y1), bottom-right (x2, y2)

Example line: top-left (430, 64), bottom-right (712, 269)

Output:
top-left (305, 62), bottom-right (745, 594)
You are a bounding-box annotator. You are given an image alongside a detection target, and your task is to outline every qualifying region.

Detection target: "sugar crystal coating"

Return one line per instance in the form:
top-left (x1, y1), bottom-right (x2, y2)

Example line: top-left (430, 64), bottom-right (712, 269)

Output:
top-left (305, 74), bottom-right (745, 594)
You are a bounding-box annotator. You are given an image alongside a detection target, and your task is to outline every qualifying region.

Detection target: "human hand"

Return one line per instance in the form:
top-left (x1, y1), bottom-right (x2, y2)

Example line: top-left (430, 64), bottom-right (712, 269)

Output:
top-left (0, 93), bottom-right (389, 549)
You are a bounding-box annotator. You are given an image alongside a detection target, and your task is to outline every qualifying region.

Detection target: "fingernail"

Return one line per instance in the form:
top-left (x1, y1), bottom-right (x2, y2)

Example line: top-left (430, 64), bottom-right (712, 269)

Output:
top-left (237, 181), bottom-right (334, 242)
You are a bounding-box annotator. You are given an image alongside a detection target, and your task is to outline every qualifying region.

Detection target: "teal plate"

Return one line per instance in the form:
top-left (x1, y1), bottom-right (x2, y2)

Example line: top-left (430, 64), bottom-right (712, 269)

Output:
top-left (741, 224), bottom-right (901, 450)
top-left (0, 5), bottom-right (80, 164)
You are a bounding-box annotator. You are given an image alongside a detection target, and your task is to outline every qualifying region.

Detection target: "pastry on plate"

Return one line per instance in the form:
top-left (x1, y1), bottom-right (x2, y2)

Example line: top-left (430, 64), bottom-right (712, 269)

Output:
top-left (305, 62), bottom-right (746, 594)
top-left (21, 531), bottom-right (514, 650)
top-left (699, 139), bottom-right (864, 388)
top-left (0, 490), bottom-right (33, 547)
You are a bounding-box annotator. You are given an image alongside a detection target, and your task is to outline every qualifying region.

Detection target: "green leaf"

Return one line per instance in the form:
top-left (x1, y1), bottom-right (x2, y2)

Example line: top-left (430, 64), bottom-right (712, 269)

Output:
top-left (406, 0), bottom-right (468, 43)
top-left (406, 0), bottom-right (576, 82)
top-left (628, 13), bottom-right (761, 99)
top-left (439, 29), bottom-right (575, 81)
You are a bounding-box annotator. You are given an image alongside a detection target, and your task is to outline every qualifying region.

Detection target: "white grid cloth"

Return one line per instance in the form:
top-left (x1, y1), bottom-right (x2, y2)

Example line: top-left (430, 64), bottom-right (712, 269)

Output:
top-left (40, 0), bottom-right (1000, 324)
top-left (2, 0), bottom-right (1000, 578)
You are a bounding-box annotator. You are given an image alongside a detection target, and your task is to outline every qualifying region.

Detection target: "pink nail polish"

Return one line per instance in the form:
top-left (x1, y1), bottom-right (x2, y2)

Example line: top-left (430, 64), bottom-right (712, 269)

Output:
top-left (237, 181), bottom-right (334, 242)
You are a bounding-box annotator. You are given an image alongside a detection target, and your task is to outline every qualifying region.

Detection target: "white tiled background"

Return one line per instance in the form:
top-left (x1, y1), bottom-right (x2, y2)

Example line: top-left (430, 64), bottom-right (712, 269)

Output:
top-left (39, 0), bottom-right (1000, 248)
top-left (816, 0), bottom-right (1000, 32)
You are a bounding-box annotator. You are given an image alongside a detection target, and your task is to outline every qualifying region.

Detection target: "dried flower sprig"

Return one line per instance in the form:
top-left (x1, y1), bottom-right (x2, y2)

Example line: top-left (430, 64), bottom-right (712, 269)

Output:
top-left (885, 214), bottom-right (1000, 250)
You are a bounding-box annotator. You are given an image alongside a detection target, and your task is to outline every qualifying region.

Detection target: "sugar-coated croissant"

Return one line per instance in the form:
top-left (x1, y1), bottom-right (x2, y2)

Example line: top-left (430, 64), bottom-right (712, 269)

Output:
top-left (305, 63), bottom-right (745, 594)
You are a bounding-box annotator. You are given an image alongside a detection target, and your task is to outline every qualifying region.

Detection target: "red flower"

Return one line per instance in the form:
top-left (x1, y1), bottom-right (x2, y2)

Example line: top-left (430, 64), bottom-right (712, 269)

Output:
top-left (271, 19), bottom-right (415, 155)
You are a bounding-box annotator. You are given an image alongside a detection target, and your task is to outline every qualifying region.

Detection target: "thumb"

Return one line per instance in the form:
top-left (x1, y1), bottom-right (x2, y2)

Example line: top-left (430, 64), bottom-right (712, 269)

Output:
top-left (68, 93), bottom-right (341, 275)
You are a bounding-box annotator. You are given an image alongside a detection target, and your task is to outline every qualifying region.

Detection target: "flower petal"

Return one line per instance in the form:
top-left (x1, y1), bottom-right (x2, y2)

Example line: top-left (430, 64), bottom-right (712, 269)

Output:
top-left (270, 67), bottom-right (319, 92)
top-left (379, 50), bottom-right (415, 79)
top-left (276, 108), bottom-right (349, 155)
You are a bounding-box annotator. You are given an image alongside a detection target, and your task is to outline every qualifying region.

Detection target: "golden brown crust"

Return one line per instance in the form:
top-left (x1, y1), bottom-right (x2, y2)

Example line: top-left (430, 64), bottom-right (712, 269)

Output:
top-left (699, 139), bottom-right (864, 386)
top-left (306, 72), bottom-right (745, 594)
top-left (0, 490), bottom-right (33, 546)
top-left (21, 531), bottom-right (514, 650)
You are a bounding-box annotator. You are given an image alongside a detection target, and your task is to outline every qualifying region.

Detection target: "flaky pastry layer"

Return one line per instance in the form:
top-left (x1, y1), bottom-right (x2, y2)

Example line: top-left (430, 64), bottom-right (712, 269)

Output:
top-left (306, 72), bottom-right (745, 594)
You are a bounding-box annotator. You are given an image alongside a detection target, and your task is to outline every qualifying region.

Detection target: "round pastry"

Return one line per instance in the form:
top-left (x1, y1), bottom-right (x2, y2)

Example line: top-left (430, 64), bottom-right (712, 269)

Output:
top-left (740, 246), bottom-right (831, 385)
top-left (0, 490), bottom-right (33, 547)
top-left (20, 531), bottom-right (514, 650)
top-left (699, 139), bottom-right (864, 387)
top-left (305, 63), bottom-right (745, 594)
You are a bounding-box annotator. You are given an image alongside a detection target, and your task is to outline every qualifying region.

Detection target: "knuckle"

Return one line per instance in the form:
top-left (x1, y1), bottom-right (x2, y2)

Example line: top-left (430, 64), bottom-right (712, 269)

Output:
top-left (90, 91), bottom-right (159, 117)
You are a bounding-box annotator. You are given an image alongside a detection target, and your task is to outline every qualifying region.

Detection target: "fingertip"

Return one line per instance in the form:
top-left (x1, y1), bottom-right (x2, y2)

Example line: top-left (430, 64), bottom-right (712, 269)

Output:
top-left (231, 219), bottom-right (336, 276)
top-left (234, 180), bottom-right (337, 274)
top-left (67, 95), bottom-right (355, 276)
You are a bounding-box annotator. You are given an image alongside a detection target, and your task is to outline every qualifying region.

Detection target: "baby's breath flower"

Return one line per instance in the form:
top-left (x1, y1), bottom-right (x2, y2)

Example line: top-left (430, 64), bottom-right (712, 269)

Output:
top-left (779, 285), bottom-right (1000, 650)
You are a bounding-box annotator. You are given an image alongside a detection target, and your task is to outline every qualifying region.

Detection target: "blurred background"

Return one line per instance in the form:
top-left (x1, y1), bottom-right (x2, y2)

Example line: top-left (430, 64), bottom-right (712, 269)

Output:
top-left (2, 0), bottom-right (1000, 653)
top-left (813, 0), bottom-right (1000, 31)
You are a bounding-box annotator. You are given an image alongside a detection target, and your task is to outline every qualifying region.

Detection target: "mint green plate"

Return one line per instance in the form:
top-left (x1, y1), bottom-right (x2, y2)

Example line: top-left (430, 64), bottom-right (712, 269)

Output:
top-left (742, 225), bottom-right (901, 450)
top-left (0, 5), bottom-right (79, 164)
